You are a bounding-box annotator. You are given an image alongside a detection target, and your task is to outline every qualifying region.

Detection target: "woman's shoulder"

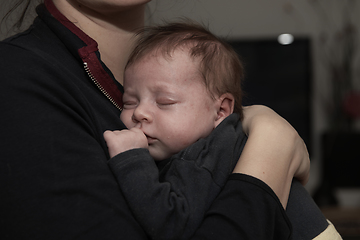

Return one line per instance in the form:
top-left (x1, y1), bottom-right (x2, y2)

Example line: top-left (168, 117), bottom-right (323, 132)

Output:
top-left (1, 22), bottom-right (81, 80)
top-left (0, 28), bottom-right (86, 107)
top-left (1, 17), bottom-right (73, 67)
top-left (0, 38), bottom-right (77, 86)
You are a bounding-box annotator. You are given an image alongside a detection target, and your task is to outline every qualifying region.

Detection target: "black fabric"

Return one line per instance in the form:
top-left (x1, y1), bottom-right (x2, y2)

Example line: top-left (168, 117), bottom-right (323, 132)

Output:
top-left (0, 2), bottom-right (326, 240)
top-left (1, 5), bottom-right (142, 240)
top-left (287, 180), bottom-right (329, 240)
top-left (109, 114), bottom-right (246, 240)
top-left (110, 113), bottom-right (330, 240)
top-left (193, 174), bottom-right (292, 240)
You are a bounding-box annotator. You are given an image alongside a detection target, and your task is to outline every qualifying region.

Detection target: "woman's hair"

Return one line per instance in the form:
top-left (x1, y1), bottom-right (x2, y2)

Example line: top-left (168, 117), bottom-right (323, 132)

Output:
top-left (0, 0), bottom-right (42, 37)
top-left (127, 21), bottom-right (245, 119)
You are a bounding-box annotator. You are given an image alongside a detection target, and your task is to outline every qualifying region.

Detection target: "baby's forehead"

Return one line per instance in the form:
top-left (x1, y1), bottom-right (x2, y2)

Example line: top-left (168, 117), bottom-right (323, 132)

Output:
top-left (135, 46), bottom-right (199, 65)
top-left (125, 49), bottom-right (206, 87)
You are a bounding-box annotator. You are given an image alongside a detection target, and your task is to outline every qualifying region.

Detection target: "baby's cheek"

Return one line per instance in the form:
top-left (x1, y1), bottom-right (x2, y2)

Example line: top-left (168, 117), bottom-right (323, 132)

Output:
top-left (174, 133), bottom-right (198, 150)
top-left (120, 111), bottom-right (133, 128)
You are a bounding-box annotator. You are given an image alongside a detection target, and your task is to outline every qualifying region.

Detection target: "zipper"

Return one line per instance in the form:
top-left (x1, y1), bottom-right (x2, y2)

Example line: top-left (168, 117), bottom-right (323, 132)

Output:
top-left (83, 62), bottom-right (122, 111)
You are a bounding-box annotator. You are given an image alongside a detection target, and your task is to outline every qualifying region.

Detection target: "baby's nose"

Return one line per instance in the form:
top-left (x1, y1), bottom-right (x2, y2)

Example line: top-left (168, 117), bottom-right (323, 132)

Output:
top-left (132, 104), bottom-right (153, 123)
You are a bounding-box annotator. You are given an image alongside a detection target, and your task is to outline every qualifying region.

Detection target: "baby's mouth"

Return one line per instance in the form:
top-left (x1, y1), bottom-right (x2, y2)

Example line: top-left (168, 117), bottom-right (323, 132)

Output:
top-left (145, 134), bottom-right (157, 144)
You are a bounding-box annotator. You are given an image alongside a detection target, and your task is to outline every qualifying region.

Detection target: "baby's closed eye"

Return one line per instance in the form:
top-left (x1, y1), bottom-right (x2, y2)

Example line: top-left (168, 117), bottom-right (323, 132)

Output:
top-left (156, 97), bottom-right (178, 107)
top-left (123, 101), bottom-right (138, 109)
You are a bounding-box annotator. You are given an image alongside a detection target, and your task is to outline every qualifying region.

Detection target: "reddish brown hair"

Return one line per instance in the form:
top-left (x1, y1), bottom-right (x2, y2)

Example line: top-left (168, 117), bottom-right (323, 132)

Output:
top-left (127, 21), bottom-right (244, 119)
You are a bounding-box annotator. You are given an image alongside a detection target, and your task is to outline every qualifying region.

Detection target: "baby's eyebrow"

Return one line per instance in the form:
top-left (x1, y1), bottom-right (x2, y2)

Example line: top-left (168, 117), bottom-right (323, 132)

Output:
top-left (151, 84), bottom-right (175, 94)
top-left (122, 90), bottom-right (134, 96)
top-left (154, 91), bottom-right (179, 101)
top-left (123, 84), bottom-right (138, 94)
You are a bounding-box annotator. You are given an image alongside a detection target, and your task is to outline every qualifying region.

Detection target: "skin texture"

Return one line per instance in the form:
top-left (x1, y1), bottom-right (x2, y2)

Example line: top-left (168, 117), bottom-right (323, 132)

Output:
top-left (52, 0), bottom-right (150, 83)
top-left (68, 0), bottom-right (152, 14)
top-left (105, 49), bottom-right (233, 160)
top-left (236, 105), bottom-right (310, 208)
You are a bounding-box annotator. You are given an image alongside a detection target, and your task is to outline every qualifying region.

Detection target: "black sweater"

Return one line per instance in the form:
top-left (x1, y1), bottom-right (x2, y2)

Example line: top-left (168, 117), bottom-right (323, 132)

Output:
top-left (110, 114), bottom-right (330, 240)
top-left (109, 114), bottom-right (246, 240)
top-left (0, 0), bottom-right (327, 239)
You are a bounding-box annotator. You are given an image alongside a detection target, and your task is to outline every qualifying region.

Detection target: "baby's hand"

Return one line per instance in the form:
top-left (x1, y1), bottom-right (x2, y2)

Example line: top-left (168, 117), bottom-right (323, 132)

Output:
top-left (103, 128), bottom-right (148, 158)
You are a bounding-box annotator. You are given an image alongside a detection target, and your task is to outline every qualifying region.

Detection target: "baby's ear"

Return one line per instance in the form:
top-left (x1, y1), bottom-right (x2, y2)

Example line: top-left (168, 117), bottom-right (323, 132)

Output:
top-left (214, 93), bottom-right (235, 128)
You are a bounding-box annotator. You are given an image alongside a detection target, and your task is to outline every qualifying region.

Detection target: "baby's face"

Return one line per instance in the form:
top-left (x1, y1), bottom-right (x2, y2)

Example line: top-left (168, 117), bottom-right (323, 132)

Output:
top-left (121, 50), bottom-right (218, 161)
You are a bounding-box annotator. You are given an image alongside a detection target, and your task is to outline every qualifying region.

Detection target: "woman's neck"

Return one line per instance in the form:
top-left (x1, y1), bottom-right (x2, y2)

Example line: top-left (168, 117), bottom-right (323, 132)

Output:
top-left (52, 0), bottom-right (146, 84)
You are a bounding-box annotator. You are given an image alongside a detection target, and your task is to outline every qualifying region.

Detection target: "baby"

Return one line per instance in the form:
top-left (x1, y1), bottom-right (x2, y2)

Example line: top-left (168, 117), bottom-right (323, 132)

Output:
top-left (104, 22), bottom-right (298, 240)
top-left (104, 21), bottom-right (245, 240)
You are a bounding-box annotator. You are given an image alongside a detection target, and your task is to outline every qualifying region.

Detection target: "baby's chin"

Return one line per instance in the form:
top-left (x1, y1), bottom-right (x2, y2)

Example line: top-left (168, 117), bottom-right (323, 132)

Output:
top-left (149, 147), bottom-right (174, 162)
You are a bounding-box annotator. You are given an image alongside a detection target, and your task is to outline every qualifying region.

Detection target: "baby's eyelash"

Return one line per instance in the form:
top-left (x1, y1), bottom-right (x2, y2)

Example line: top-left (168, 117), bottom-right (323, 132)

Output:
top-left (123, 101), bottom-right (137, 108)
top-left (156, 98), bottom-right (177, 105)
top-left (157, 101), bottom-right (175, 105)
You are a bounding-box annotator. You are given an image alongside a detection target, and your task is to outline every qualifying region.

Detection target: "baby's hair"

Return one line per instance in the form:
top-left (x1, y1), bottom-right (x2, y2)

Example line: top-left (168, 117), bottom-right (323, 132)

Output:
top-left (127, 20), bottom-right (244, 119)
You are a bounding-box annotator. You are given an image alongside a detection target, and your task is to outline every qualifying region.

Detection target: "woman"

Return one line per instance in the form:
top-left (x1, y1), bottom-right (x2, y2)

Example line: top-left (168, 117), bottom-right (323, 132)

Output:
top-left (0, 0), bottom-right (333, 239)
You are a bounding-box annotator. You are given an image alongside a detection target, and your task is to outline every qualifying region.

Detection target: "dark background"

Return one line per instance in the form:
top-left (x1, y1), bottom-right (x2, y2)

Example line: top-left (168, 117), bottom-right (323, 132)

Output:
top-left (229, 38), bottom-right (312, 154)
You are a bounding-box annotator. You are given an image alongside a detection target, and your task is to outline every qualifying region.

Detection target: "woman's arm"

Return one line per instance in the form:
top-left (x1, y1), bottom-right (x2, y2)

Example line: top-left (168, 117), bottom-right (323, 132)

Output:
top-left (233, 105), bottom-right (310, 208)
top-left (191, 105), bottom-right (309, 239)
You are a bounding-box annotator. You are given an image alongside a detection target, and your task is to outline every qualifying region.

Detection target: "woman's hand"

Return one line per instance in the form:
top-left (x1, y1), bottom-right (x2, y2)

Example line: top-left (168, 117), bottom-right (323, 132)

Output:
top-left (104, 128), bottom-right (148, 158)
top-left (233, 105), bottom-right (310, 208)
